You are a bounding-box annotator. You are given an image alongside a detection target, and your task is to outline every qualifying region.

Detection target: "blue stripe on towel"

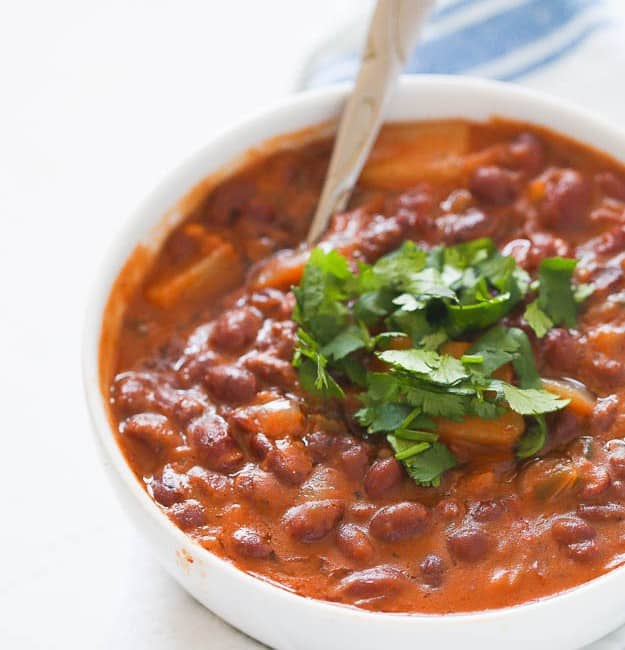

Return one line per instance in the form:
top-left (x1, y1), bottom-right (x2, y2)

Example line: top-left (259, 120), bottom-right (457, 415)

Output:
top-left (499, 19), bottom-right (610, 80)
top-left (406, 0), bottom-right (596, 74)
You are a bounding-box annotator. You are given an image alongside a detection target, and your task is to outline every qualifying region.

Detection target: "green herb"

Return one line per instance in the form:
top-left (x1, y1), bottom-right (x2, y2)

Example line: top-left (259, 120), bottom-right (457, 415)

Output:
top-left (524, 257), bottom-right (589, 337)
top-left (292, 238), bottom-right (591, 487)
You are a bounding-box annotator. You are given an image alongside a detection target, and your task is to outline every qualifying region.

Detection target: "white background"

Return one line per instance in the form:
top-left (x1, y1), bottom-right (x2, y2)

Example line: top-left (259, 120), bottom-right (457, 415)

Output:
top-left (2, 1), bottom-right (625, 648)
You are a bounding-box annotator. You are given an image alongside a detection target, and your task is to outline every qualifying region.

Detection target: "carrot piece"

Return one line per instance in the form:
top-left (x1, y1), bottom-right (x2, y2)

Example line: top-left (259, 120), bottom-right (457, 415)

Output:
top-left (541, 378), bottom-right (595, 417)
top-left (252, 250), bottom-right (309, 290)
top-left (434, 410), bottom-right (526, 448)
top-left (440, 341), bottom-right (471, 358)
top-left (146, 242), bottom-right (242, 309)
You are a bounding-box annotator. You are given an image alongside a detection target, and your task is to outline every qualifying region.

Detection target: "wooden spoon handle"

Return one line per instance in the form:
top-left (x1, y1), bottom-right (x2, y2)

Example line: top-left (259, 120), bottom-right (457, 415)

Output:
top-left (307, 0), bottom-right (433, 246)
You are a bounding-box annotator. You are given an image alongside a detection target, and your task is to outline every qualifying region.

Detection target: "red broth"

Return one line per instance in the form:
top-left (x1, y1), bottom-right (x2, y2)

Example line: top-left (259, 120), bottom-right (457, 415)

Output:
top-left (102, 120), bottom-right (625, 613)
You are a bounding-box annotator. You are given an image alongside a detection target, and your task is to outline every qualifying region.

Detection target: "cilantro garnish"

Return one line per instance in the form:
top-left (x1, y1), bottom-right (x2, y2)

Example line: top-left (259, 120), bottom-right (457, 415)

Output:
top-left (291, 239), bottom-right (592, 487)
top-left (524, 257), bottom-right (593, 338)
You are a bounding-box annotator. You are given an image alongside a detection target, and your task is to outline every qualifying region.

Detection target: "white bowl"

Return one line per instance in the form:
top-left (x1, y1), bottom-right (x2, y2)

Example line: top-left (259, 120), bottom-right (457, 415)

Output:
top-left (83, 75), bottom-right (625, 650)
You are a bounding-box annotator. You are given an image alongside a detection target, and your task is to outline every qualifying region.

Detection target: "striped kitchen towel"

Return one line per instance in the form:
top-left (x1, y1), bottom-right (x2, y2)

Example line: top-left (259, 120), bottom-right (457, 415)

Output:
top-left (299, 0), bottom-right (624, 124)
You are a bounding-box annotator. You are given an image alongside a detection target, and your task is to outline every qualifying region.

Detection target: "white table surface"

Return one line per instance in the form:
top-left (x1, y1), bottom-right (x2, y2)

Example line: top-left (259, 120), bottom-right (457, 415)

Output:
top-left (2, 1), bottom-right (625, 648)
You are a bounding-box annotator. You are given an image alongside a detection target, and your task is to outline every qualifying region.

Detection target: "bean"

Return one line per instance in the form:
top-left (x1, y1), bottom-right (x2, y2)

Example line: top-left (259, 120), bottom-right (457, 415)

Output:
top-left (469, 166), bottom-right (517, 205)
top-left (169, 499), bottom-right (206, 531)
top-left (304, 430), bottom-right (334, 462)
top-left (540, 328), bottom-right (579, 375)
top-left (235, 466), bottom-right (293, 510)
top-left (231, 527), bottom-right (273, 559)
top-left (608, 447), bottom-right (625, 480)
top-left (242, 352), bottom-right (297, 387)
top-left (552, 517), bottom-right (596, 545)
top-left (369, 502), bottom-right (430, 543)
top-left (357, 215), bottom-right (406, 261)
top-left (578, 465), bottom-right (611, 500)
top-left (249, 432), bottom-right (273, 460)
top-left (565, 540), bottom-right (599, 562)
top-left (336, 523), bottom-right (375, 561)
top-left (470, 499), bottom-right (505, 523)
top-left (596, 171), bottom-right (625, 201)
top-left (509, 132), bottom-right (545, 175)
top-left (210, 307), bottom-right (262, 352)
top-left (578, 503), bottom-right (625, 521)
top-left (364, 458), bottom-right (403, 499)
top-left (447, 526), bottom-right (492, 562)
top-left (113, 372), bottom-right (157, 413)
top-left (204, 364), bottom-right (257, 403)
top-left (187, 466), bottom-right (234, 501)
top-left (266, 440), bottom-right (312, 486)
top-left (436, 208), bottom-right (495, 244)
top-left (420, 554), bottom-right (446, 587)
top-left (282, 500), bottom-right (344, 542)
top-left (540, 168), bottom-right (592, 228)
top-left (334, 565), bottom-right (407, 601)
top-left (339, 445), bottom-right (369, 481)
top-left (187, 412), bottom-right (243, 471)
top-left (121, 413), bottom-right (183, 449)
top-left (151, 465), bottom-right (190, 506)
top-left (592, 396), bottom-right (618, 434)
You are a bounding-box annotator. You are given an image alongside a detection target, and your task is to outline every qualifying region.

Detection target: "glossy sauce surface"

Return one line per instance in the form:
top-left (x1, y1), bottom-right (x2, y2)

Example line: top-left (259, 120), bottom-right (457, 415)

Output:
top-left (104, 120), bottom-right (625, 613)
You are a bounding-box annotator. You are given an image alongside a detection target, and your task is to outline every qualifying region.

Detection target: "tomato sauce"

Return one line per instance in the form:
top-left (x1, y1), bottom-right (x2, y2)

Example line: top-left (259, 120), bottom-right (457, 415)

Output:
top-left (102, 120), bottom-right (625, 613)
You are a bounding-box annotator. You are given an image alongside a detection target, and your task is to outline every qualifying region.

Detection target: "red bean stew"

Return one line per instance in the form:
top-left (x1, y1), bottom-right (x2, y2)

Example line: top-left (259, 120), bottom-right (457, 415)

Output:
top-left (103, 120), bottom-right (625, 613)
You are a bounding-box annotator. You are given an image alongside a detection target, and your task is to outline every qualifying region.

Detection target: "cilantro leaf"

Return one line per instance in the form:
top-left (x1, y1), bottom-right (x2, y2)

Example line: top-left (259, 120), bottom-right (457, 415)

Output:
top-left (356, 403), bottom-right (413, 433)
top-left (378, 348), bottom-right (469, 385)
top-left (502, 384), bottom-right (569, 415)
top-left (403, 441), bottom-right (457, 487)
top-left (322, 325), bottom-right (367, 360)
top-left (524, 299), bottom-right (554, 338)
top-left (536, 257), bottom-right (578, 329)
top-left (517, 415), bottom-right (547, 459)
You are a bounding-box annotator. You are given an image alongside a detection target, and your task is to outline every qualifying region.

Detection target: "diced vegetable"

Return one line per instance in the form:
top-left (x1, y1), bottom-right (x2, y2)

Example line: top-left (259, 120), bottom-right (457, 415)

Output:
top-left (434, 410), bottom-right (525, 448)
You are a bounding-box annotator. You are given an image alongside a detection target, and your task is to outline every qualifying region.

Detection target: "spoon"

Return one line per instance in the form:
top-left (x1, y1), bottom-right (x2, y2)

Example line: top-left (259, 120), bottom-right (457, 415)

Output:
top-left (306, 0), bottom-right (434, 246)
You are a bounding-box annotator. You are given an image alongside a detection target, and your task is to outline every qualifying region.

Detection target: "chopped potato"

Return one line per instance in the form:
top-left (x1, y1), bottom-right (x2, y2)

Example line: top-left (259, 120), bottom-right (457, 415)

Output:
top-left (360, 122), bottom-right (470, 189)
top-left (146, 242), bottom-right (242, 308)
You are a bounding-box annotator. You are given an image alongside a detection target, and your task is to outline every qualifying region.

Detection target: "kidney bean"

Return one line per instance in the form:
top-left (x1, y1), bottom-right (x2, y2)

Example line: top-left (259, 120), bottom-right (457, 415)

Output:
top-left (336, 523), bottom-right (375, 561)
top-left (187, 412), bottom-right (243, 471)
top-left (470, 499), bottom-right (505, 523)
top-left (564, 540), bottom-right (599, 562)
top-left (255, 320), bottom-right (298, 359)
top-left (169, 499), bottom-right (206, 531)
top-left (121, 413), bottom-right (183, 449)
top-left (469, 166), bottom-right (517, 205)
top-left (540, 328), bottom-right (579, 375)
top-left (369, 502), bottom-right (430, 543)
top-left (242, 352), bottom-right (297, 388)
top-left (540, 168), bottom-right (592, 228)
top-left (204, 364), bottom-right (257, 403)
top-left (304, 430), bottom-right (334, 462)
top-left (210, 307), bottom-right (263, 352)
top-left (187, 466), bottom-right (234, 501)
top-left (608, 447), bottom-right (625, 480)
top-left (364, 458), bottom-right (404, 499)
top-left (578, 503), bottom-right (625, 521)
top-left (509, 132), bottom-right (545, 175)
top-left (249, 289), bottom-right (292, 318)
top-left (357, 215), bottom-right (406, 261)
top-left (578, 465), bottom-right (611, 500)
top-left (114, 372), bottom-right (158, 413)
top-left (447, 526), bottom-right (492, 562)
top-left (235, 466), bottom-right (292, 509)
top-left (339, 445), bottom-right (369, 481)
top-left (552, 517), bottom-right (596, 545)
top-left (151, 465), bottom-right (190, 506)
top-left (347, 502), bottom-right (379, 522)
top-left (436, 208), bottom-right (495, 244)
top-left (595, 226), bottom-right (625, 255)
top-left (231, 527), bottom-right (273, 559)
top-left (592, 396), bottom-right (618, 434)
top-left (501, 238), bottom-right (531, 266)
top-left (435, 498), bottom-right (461, 520)
top-left (171, 392), bottom-right (207, 424)
top-left (420, 554), bottom-right (446, 587)
top-left (282, 500), bottom-right (344, 542)
top-left (596, 171), bottom-right (625, 201)
top-left (249, 432), bottom-right (273, 460)
top-left (334, 565), bottom-right (407, 600)
top-left (266, 440), bottom-right (312, 486)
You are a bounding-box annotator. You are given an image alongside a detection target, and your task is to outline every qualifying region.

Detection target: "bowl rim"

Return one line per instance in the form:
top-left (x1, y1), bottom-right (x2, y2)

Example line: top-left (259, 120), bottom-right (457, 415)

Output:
top-left (82, 74), bottom-right (625, 629)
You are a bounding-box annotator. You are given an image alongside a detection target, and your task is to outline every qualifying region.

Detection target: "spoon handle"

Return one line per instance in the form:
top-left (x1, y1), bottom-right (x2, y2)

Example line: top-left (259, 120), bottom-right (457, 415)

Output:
top-left (307, 0), bottom-right (433, 246)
